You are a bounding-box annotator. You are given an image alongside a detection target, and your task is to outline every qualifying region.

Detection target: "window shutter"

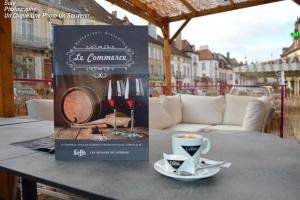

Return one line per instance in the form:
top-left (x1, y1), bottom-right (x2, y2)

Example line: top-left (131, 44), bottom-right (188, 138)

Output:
top-left (34, 19), bottom-right (39, 41)
top-left (34, 57), bottom-right (42, 79)
top-left (16, 18), bottom-right (22, 35)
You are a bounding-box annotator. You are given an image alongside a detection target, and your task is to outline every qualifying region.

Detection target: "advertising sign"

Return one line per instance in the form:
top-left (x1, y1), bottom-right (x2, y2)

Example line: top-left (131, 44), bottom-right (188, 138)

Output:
top-left (54, 26), bottom-right (149, 160)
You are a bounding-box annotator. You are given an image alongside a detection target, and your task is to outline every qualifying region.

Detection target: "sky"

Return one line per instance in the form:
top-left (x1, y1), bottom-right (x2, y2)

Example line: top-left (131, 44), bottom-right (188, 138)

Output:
top-left (96, 0), bottom-right (300, 63)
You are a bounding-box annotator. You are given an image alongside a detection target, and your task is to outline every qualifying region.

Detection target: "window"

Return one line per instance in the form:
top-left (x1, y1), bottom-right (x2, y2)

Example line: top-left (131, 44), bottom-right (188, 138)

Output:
top-left (22, 57), bottom-right (35, 79)
top-left (202, 63), bottom-right (206, 71)
top-left (47, 22), bottom-right (55, 43)
top-left (22, 18), bottom-right (34, 40)
top-left (159, 65), bottom-right (162, 75)
top-left (150, 48), bottom-right (153, 58)
top-left (171, 64), bottom-right (174, 74)
top-left (148, 47), bottom-right (151, 57)
top-left (150, 65), bottom-right (154, 74)
top-left (15, 18), bottom-right (22, 34)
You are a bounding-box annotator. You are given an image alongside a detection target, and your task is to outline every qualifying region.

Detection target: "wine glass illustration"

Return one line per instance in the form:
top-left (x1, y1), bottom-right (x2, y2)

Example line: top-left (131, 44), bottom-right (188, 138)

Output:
top-left (106, 79), bottom-right (125, 135)
top-left (124, 77), bottom-right (144, 138)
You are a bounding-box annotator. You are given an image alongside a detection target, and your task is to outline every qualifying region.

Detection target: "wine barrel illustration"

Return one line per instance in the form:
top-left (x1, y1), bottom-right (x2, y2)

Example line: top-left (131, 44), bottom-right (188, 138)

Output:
top-left (61, 86), bottom-right (101, 124)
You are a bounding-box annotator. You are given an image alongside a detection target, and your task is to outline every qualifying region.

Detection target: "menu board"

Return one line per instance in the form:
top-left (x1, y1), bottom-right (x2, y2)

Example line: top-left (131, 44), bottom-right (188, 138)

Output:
top-left (53, 26), bottom-right (149, 160)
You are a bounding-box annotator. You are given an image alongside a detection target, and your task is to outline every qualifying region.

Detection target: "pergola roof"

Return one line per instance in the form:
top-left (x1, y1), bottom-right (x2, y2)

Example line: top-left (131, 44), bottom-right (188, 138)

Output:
top-left (105, 0), bottom-right (300, 96)
top-left (106, 0), bottom-right (287, 26)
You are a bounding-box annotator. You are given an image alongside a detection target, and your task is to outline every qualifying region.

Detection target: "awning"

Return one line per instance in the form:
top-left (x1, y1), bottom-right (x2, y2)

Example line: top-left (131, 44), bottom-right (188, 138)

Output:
top-left (234, 55), bottom-right (300, 73)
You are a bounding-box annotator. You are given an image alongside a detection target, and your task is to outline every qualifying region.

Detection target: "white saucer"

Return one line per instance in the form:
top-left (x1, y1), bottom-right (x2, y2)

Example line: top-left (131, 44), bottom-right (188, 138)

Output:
top-left (154, 159), bottom-right (221, 181)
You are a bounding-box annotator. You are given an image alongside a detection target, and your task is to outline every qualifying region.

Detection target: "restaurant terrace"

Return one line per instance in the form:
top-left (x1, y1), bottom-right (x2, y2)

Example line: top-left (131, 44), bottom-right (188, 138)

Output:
top-left (1, 1), bottom-right (300, 200)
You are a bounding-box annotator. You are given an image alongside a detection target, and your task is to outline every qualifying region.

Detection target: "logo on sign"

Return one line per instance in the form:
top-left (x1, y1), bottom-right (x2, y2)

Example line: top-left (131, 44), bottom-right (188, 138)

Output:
top-left (73, 149), bottom-right (86, 157)
top-left (66, 31), bottom-right (134, 78)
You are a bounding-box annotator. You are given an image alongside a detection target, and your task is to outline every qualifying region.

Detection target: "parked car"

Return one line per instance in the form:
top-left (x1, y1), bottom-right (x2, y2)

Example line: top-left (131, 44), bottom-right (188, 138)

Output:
top-left (229, 86), bottom-right (272, 97)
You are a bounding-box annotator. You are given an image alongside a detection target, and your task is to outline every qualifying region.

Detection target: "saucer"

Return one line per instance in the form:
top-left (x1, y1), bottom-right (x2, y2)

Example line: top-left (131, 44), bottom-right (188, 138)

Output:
top-left (154, 159), bottom-right (221, 181)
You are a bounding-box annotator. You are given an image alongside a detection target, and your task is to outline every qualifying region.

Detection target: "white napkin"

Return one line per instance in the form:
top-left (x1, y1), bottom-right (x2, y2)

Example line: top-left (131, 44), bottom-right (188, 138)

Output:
top-left (163, 153), bottom-right (196, 175)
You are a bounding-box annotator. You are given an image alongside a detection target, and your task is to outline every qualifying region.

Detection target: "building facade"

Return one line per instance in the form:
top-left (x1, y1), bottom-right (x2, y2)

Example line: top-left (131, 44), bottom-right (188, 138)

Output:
top-left (12, 0), bottom-right (126, 81)
top-left (214, 52), bottom-right (235, 84)
top-left (282, 17), bottom-right (300, 58)
top-left (182, 40), bottom-right (198, 85)
top-left (171, 34), bottom-right (192, 87)
top-left (148, 24), bottom-right (164, 88)
top-left (196, 45), bottom-right (218, 83)
top-left (148, 26), bottom-right (193, 92)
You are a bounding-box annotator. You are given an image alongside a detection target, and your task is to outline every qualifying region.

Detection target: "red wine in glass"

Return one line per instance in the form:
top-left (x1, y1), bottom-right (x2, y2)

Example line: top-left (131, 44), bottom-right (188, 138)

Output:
top-left (108, 99), bottom-right (116, 109)
top-left (125, 98), bottom-right (135, 109)
top-left (124, 77), bottom-right (145, 137)
top-left (106, 79), bottom-right (124, 135)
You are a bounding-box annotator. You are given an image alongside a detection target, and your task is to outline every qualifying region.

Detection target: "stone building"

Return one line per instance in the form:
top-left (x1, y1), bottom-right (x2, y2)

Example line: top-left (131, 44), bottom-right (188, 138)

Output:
top-left (197, 45), bottom-right (218, 83)
top-left (12, 0), bottom-right (127, 81)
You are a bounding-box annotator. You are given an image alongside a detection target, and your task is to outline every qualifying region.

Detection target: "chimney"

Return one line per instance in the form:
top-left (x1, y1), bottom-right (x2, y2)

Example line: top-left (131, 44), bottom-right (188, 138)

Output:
top-left (199, 45), bottom-right (208, 50)
top-left (112, 11), bottom-right (117, 18)
top-left (175, 33), bottom-right (182, 50)
top-left (227, 52), bottom-right (230, 60)
top-left (148, 23), bottom-right (157, 39)
top-left (191, 45), bottom-right (195, 51)
top-left (123, 16), bottom-right (129, 24)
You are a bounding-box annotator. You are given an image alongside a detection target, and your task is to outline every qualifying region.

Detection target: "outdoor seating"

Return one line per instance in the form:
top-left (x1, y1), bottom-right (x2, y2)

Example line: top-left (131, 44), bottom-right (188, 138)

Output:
top-left (1, 0), bottom-right (300, 199)
top-left (150, 95), bottom-right (273, 133)
top-left (26, 99), bottom-right (54, 121)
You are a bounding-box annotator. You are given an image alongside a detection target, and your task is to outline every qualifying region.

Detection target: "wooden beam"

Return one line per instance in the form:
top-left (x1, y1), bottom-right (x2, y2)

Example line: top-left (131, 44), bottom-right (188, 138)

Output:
top-left (0, 172), bottom-right (18, 200)
top-left (293, 0), bottom-right (300, 5)
top-left (126, 0), bottom-right (164, 24)
top-left (106, 0), bottom-right (164, 27)
top-left (170, 18), bottom-right (191, 43)
top-left (0, 0), bottom-right (14, 117)
top-left (161, 24), bottom-right (172, 96)
top-left (179, 0), bottom-right (197, 13)
top-left (229, 0), bottom-right (236, 9)
top-left (168, 0), bottom-right (282, 22)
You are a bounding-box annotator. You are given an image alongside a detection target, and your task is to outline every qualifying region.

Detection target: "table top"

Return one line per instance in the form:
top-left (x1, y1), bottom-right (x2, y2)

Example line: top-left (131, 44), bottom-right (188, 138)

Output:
top-left (1, 121), bottom-right (300, 200)
top-left (0, 117), bottom-right (39, 126)
top-left (0, 120), bottom-right (53, 161)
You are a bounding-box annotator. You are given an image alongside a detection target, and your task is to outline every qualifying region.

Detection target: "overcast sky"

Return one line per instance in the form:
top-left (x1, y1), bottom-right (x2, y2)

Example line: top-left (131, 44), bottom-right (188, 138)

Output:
top-left (97, 0), bottom-right (300, 63)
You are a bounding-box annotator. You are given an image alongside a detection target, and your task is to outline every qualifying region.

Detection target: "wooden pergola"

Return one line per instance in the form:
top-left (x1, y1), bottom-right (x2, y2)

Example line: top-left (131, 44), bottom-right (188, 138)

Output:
top-left (0, 0), bottom-right (300, 117)
top-left (106, 0), bottom-right (300, 96)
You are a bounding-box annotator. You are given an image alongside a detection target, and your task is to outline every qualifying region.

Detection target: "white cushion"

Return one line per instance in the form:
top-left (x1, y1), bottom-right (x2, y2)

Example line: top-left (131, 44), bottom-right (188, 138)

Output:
top-left (180, 95), bottom-right (225, 125)
top-left (208, 125), bottom-right (245, 131)
top-left (26, 99), bottom-right (54, 121)
top-left (258, 96), bottom-right (272, 130)
top-left (159, 95), bottom-right (182, 125)
top-left (243, 100), bottom-right (267, 131)
top-left (149, 98), bottom-right (172, 129)
top-left (223, 95), bottom-right (259, 125)
top-left (166, 123), bottom-right (212, 133)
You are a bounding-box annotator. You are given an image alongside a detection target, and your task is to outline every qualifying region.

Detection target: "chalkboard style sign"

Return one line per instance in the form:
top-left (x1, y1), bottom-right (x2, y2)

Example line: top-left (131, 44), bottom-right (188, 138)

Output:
top-left (54, 26), bottom-right (149, 160)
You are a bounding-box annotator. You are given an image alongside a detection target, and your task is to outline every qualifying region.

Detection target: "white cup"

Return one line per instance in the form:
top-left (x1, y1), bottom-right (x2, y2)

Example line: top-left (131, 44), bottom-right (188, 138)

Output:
top-left (172, 133), bottom-right (211, 165)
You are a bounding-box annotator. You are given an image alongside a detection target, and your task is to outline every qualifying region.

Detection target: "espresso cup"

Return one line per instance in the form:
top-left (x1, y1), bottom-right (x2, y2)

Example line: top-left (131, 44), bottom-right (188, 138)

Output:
top-left (172, 133), bottom-right (211, 165)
